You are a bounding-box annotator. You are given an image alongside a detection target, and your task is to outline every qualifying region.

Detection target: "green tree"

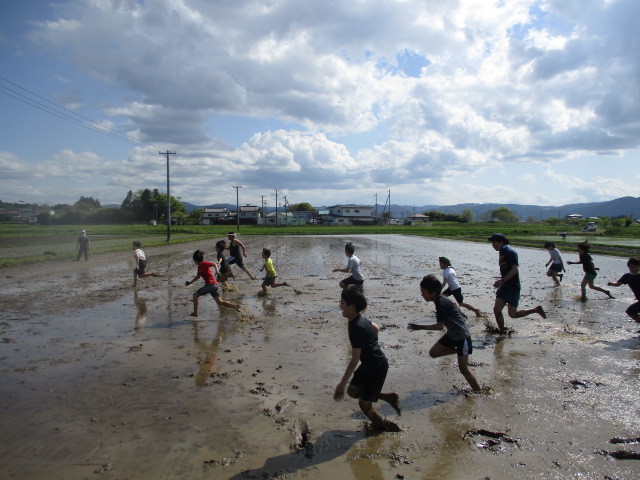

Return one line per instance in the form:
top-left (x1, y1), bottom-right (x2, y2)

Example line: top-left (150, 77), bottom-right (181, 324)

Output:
top-left (188, 208), bottom-right (204, 225)
top-left (460, 208), bottom-right (473, 223)
top-left (491, 207), bottom-right (519, 223)
top-left (289, 202), bottom-right (315, 212)
top-left (74, 196), bottom-right (101, 210)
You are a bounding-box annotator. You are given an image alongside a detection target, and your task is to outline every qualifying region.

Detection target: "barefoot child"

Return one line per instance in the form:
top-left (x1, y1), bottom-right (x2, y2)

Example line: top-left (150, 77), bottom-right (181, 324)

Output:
top-left (567, 241), bottom-right (614, 301)
top-left (132, 241), bottom-right (160, 288)
top-left (544, 241), bottom-right (566, 287)
top-left (334, 286), bottom-right (401, 432)
top-left (439, 256), bottom-right (481, 316)
top-left (259, 248), bottom-right (289, 295)
top-left (607, 258), bottom-right (640, 323)
top-left (185, 250), bottom-right (240, 316)
top-left (215, 240), bottom-right (234, 288)
top-left (408, 274), bottom-right (481, 392)
top-left (226, 232), bottom-right (256, 280)
top-left (332, 241), bottom-right (364, 290)
top-left (488, 233), bottom-right (546, 332)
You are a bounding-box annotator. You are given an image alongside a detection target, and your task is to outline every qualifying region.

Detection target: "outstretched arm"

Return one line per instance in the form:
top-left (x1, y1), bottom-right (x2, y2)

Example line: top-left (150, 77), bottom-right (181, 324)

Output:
top-left (334, 348), bottom-right (361, 401)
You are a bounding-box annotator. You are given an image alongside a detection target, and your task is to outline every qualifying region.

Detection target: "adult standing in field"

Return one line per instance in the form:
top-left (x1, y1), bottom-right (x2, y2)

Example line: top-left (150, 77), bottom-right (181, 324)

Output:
top-left (225, 232), bottom-right (256, 280)
top-left (488, 233), bottom-right (546, 332)
top-left (76, 230), bottom-right (90, 261)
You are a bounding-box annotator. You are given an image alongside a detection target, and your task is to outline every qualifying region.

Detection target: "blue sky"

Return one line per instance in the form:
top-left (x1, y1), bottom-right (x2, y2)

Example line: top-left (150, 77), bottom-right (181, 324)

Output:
top-left (1, 0), bottom-right (638, 209)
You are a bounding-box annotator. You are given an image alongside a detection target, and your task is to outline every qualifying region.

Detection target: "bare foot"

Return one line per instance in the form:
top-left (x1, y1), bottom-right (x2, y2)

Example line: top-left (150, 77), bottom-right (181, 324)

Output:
top-left (536, 306), bottom-right (546, 319)
top-left (387, 393), bottom-right (401, 416)
top-left (188, 312), bottom-right (198, 317)
top-left (606, 290), bottom-right (615, 299)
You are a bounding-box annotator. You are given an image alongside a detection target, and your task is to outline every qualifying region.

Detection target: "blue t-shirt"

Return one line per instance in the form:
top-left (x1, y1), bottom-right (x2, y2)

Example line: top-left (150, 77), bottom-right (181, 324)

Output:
top-left (498, 245), bottom-right (520, 289)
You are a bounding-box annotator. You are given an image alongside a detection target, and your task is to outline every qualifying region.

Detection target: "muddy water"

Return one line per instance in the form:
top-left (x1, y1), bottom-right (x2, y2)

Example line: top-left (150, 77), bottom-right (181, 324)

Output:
top-left (0, 235), bottom-right (638, 480)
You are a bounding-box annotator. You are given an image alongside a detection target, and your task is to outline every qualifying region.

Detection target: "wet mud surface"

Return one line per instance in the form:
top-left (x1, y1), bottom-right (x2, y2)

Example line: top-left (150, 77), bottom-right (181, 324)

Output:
top-left (1, 235), bottom-right (639, 479)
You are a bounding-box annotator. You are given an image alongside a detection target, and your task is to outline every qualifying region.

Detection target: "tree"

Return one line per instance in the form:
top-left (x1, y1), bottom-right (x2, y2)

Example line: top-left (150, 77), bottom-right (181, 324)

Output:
top-left (289, 202), bottom-right (315, 212)
top-left (74, 196), bottom-right (101, 210)
top-left (121, 190), bottom-right (133, 211)
top-left (491, 207), bottom-right (519, 223)
top-left (460, 208), bottom-right (473, 223)
top-left (188, 208), bottom-right (204, 225)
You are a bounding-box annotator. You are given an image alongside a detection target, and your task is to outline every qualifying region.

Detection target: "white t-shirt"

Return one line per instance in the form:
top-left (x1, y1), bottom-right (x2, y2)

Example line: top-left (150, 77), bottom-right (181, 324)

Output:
top-left (442, 266), bottom-right (461, 291)
top-left (549, 248), bottom-right (562, 265)
top-left (347, 255), bottom-right (363, 281)
top-left (134, 248), bottom-right (146, 261)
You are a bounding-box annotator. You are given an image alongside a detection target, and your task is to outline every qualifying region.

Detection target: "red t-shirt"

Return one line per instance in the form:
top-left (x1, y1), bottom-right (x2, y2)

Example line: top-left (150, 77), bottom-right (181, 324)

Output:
top-left (197, 261), bottom-right (218, 285)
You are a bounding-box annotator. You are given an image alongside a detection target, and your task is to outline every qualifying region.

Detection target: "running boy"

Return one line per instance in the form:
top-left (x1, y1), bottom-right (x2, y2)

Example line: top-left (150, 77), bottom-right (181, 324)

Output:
top-left (439, 256), bottom-right (481, 316)
top-left (607, 258), bottom-right (640, 323)
top-left (332, 241), bottom-right (364, 289)
top-left (544, 241), bottom-right (565, 286)
top-left (226, 232), bottom-right (256, 280)
top-left (185, 250), bottom-right (240, 316)
top-left (567, 241), bottom-right (614, 301)
top-left (259, 248), bottom-right (289, 295)
top-left (215, 240), bottom-right (234, 288)
top-left (132, 241), bottom-right (160, 288)
top-left (334, 286), bottom-right (401, 432)
top-left (488, 233), bottom-right (546, 332)
top-left (408, 274), bottom-right (481, 392)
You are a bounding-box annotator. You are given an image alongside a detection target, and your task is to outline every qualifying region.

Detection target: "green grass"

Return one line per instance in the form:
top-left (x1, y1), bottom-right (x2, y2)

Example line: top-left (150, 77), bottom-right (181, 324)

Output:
top-left (0, 221), bottom-right (638, 268)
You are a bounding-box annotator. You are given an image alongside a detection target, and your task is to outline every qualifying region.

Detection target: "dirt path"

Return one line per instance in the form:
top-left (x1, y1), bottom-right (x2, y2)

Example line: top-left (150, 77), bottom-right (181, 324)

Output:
top-left (0, 235), bottom-right (638, 480)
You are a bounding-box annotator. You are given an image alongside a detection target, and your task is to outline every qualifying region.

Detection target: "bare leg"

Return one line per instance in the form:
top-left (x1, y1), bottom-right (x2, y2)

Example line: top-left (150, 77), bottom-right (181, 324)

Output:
top-left (378, 392), bottom-right (401, 415)
top-left (493, 297), bottom-right (507, 331)
top-left (507, 304), bottom-right (546, 319)
top-left (189, 293), bottom-right (200, 317)
top-left (358, 399), bottom-right (386, 431)
top-left (458, 355), bottom-right (481, 392)
top-left (587, 281), bottom-right (614, 298)
top-left (214, 297), bottom-right (240, 311)
top-left (241, 266), bottom-right (256, 280)
top-left (459, 301), bottom-right (480, 316)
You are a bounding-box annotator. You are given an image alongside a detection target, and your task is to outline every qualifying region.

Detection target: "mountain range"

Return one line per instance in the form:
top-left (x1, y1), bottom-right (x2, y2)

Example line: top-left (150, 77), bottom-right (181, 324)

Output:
top-left (183, 196), bottom-right (640, 220)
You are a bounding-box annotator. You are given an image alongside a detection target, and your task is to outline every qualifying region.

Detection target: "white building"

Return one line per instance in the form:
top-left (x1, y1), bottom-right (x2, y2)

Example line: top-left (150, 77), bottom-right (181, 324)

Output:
top-left (202, 208), bottom-right (230, 225)
top-left (322, 205), bottom-right (374, 225)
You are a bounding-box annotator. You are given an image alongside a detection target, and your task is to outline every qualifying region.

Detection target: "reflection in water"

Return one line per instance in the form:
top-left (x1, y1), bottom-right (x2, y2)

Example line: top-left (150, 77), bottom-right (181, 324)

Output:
top-left (346, 433), bottom-right (402, 480)
top-left (134, 292), bottom-right (147, 330)
top-left (193, 320), bottom-right (226, 387)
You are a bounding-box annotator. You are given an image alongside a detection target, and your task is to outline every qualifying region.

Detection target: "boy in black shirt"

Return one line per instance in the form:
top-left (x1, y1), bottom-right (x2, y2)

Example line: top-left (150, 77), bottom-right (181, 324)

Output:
top-left (334, 286), bottom-right (401, 432)
top-left (608, 258), bottom-right (640, 323)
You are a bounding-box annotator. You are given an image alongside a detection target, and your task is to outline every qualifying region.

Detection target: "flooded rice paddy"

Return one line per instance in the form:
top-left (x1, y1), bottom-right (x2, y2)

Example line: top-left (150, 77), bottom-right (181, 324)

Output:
top-left (0, 235), bottom-right (638, 479)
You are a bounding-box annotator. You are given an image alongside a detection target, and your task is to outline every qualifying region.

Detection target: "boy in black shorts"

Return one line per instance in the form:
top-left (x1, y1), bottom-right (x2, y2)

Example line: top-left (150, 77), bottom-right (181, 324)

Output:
top-left (225, 232), bottom-right (256, 280)
top-left (334, 286), bottom-right (401, 432)
top-left (215, 240), bottom-right (234, 288)
top-left (607, 258), bottom-right (640, 323)
top-left (408, 274), bottom-right (481, 392)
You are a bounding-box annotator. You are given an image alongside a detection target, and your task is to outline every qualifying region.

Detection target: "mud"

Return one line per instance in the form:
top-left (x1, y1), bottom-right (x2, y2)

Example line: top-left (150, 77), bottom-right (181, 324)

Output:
top-left (0, 235), bottom-right (639, 479)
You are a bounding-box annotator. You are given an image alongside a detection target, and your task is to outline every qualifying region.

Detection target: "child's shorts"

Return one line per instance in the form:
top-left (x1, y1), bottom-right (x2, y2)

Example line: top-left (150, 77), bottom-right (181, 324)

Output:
top-left (443, 287), bottom-right (464, 304)
top-left (228, 256), bottom-right (245, 268)
top-left (350, 360), bottom-right (388, 402)
top-left (197, 284), bottom-right (220, 298)
top-left (496, 286), bottom-right (520, 307)
top-left (549, 263), bottom-right (563, 273)
top-left (262, 276), bottom-right (277, 287)
top-left (584, 273), bottom-right (597, 282)
top-left (626, 301), bottom-right (640, 316)
top-left (134, 259), bottom-right (147, 276)
top-left (342, 276), bottom-right (364, 287)
top-left (438, 335), bottom-right (473, 356)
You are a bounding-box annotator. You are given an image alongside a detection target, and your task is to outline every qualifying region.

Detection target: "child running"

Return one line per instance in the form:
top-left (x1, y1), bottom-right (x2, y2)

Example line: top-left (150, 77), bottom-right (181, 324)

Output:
top-left (567, 241), bottom-right (614, 301)
top-left (334, 286), bottom-right (401, 432)
top-left (408, 274), bottom-right (481, 392)
top-left (439, 256), bottom-right (481, 316)
top-left (185, 250), bottom-right (240, 316)
top-left (226, 232), bottom-right (256, 280)
top-left (332, 241), bottom-right (364, 290)
top-left (607, 258), bottom-right (640, 324)
top-left (259, 248), bottom-right (289, 295)
top-left (132, 241), bottom-right (160, 288)
top-left (215, 240), bottom-right (234, 288)
top-left (544, 241), bottom-right (565, 287)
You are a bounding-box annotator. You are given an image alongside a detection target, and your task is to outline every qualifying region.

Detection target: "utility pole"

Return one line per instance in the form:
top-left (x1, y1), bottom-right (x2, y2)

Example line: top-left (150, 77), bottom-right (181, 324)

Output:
top-left (274, 189), bottom-right (279, 227)
top-left (160, 151), bottom-right (176, 242)
top-left (260, 195), bottom-right (266, 226)
top-left (233, 186), bottom-right (242, 232)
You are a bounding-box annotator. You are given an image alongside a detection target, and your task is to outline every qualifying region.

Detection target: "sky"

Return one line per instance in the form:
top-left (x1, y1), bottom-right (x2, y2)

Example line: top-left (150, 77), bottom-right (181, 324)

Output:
top-left (1, 0), bottom-right (639, 210)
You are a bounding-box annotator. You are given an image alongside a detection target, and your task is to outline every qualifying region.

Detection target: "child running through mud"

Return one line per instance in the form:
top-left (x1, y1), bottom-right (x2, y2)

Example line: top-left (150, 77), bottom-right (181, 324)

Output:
top-left (439, 256), bottom-right (481, 316)
top-left (408, 274), bottom-right (481, 392)
top-left (132, 241), bottom-right (160, 288)
top-left (185, 250), bottom-right (240, 316)
top-left (567, 241), bottom-right (614, 301)
top-left (215, 240), bottom-right (234, 289)
top-left (544, 241), bottom-right (566, 287)
top-left (334, 286), bottom-right (401, 432)
top-left (259, 248), bottom-right (289, 295)
top-left (607, 258), bottom-right (640, 324)
top-left (332, 241), bottom-right (364, 290)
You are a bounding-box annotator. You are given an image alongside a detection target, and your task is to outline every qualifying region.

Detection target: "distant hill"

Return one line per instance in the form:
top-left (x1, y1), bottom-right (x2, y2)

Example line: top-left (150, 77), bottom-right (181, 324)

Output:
top-left (182, 196), bottom-right (640, 220)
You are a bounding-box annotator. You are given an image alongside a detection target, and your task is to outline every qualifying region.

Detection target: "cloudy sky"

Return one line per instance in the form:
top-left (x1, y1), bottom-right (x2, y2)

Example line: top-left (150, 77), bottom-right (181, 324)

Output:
top-left (1, 0), bottom-right (638, 210)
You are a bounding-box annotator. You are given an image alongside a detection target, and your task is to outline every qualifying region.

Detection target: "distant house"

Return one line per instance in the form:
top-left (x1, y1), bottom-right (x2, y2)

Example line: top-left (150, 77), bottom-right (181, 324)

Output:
top-left (405, 214), bottom-right (430, 225)
top-left (238, 205), bottom-right (260, 225)
top-left (264, 211), bottom-right (297, 226)
top-left (321, 204), bottom-right (374, 226)
top-left (202, 208), bottom-right (230, 225)
top-left (566, 214), bottom-right (583, 220)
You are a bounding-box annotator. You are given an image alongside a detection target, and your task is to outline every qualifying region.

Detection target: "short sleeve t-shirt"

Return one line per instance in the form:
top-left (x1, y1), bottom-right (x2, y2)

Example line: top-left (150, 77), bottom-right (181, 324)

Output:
top-left (579, 253), bottom-right (597, 275)
top-left (442, 266), bottom-right (461, 291)
top-left (217, 252), bottom-right (231, 274)
top-left (263, 258), bottom-right (277, 278)
top-left (197, 261), bottom-right (217, 285)
top-left (618, 272), bottom-right (640, 300)
top-left (499, 245), bottom-right (520, 289)
top-left (134, 248), bottom-right (146, 261)
top-left (347, 255), bottom-right (363, 281)
top-left (347, 314), bottom-right (386, 368)
top-left (549, 248), bottom-right (562, 265)
top-left (434, 295), bottom-right (471, 342)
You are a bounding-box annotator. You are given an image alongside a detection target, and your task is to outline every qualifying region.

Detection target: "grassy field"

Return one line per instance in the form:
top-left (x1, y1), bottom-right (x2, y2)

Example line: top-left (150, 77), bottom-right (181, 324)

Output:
top-left (0, 222), bottom-right (638, 268)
